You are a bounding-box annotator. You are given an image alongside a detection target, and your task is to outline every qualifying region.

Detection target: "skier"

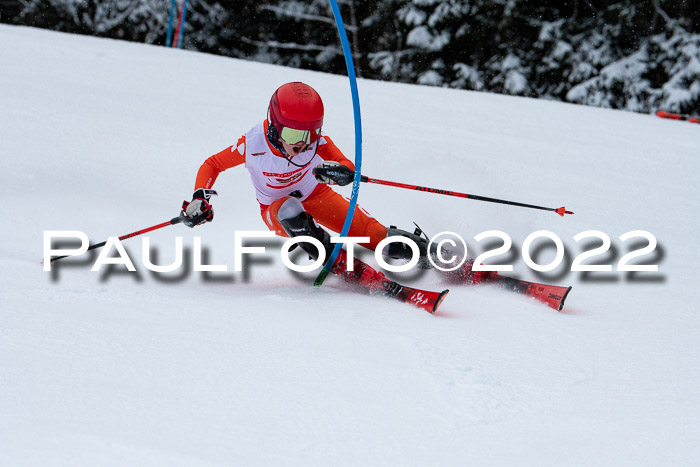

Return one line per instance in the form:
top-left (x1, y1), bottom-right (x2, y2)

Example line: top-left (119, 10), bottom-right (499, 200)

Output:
top-left (179, 81), bottom-right (451, 311)
top-left (176, 81), bottom-right (572, 312)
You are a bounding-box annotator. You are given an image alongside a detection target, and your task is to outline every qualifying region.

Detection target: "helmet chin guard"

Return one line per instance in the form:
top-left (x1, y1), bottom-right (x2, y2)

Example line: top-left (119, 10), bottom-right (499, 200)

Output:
top-left (266, 120), bottom-right (320, 168)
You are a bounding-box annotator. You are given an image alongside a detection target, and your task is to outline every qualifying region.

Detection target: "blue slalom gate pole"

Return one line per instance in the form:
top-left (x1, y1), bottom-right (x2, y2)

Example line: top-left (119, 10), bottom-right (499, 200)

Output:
top-left (165, 0), bottom-right (175, 47)
top-left (314, 0), bottom-right (363, 286)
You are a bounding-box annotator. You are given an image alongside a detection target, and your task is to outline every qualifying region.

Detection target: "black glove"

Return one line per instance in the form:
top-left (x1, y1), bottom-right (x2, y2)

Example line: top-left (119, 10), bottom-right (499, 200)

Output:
top-left (180, 189), bottom-right (217, 228)
top-left (312, 161), bottom-right (354, 186)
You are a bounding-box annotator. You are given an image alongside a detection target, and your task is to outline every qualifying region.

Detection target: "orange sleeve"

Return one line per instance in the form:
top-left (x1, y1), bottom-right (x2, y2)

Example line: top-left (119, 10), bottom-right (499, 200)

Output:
top-left (194, 136), bottom-right (246, 190)
top-left (317, 135), bottom-right (355, 171)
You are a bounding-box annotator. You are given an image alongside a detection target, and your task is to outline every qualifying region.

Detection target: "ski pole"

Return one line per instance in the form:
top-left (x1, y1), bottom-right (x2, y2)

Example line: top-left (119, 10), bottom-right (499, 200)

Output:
top-left (47, 216), bottom-right (183, 264)
top-left (360, 175), bottom-right (573, 216)
top-left (656, 110), bottom-right (700, 124)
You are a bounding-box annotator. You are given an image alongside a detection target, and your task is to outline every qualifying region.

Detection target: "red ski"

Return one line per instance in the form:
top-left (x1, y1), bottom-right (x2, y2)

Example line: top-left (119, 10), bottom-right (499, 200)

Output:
top-left (331, 250), bottom-right (449, 314)
top-left (485, 274), bottom-right (572, 311)
top-left (439, 260), bottom-right (571, 311)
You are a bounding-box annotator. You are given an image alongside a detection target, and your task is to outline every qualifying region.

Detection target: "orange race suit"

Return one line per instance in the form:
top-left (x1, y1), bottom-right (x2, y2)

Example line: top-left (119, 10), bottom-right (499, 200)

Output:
top-left (193, 120), bottom-right (388, 250)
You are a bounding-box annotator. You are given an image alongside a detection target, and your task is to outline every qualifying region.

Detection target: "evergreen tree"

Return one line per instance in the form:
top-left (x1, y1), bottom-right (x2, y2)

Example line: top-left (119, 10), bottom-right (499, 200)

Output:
top-left (3, 0), bottom-right (699, 114)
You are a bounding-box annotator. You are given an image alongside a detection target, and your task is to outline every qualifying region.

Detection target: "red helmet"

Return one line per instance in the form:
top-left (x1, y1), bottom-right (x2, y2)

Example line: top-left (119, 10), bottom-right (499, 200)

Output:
top-left (267, 82), bottom-right (324, 167)
top-left (268, 82), bottom-right (324, 134)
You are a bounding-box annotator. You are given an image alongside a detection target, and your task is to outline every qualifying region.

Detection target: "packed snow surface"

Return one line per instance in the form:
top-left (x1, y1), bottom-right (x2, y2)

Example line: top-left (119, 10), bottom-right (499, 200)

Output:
top-left (1, 25), bottom-right (699, 466)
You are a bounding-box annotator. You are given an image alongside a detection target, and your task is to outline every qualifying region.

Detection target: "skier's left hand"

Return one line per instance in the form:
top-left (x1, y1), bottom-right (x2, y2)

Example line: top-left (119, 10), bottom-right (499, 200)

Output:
top-left (313, 161), bottom-right (354, 186)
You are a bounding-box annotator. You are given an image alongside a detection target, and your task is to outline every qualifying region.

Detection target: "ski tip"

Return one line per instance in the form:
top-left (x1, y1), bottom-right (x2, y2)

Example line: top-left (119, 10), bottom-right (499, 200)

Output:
top-left (432, 289), bottom-right (450, 314)
top-left (558, 286), bottom-right (573, 312)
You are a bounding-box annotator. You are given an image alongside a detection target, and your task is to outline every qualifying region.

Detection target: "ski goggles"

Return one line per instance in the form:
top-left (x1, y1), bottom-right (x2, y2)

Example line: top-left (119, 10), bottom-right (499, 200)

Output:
top-left (279, 126), bottom-right (321, 146)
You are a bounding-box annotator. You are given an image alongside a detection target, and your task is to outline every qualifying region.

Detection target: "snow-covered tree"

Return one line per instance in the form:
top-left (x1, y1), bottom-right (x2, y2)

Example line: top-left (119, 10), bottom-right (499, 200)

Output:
top-left (5, 0), bottom-right (699, 114)
top-left (567, 25), bottom-right (700, 113)
top-left (15, 0), bottom-right (170, 43)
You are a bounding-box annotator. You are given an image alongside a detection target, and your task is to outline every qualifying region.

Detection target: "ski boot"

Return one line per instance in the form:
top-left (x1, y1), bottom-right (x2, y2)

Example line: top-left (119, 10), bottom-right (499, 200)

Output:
top-left (279, 204), bottom-right (448, 313)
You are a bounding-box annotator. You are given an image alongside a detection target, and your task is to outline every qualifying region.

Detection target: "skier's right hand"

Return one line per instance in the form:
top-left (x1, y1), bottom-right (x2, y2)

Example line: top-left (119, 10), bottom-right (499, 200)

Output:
top-left (313, 161), bottom-right (354, 186)
top-left (180, 188), bottom-right (217, 228)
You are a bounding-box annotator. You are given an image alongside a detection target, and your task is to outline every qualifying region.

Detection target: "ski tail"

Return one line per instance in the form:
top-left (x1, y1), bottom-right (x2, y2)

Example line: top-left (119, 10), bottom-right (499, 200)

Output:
top-left (488, 274), bottom-right (572, 311)
top-left (395, 286), bottom-right (450, 314)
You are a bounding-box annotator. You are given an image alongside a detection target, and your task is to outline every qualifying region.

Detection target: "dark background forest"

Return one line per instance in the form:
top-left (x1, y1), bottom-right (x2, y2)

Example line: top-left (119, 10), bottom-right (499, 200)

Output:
top-left (2, 0), bottom-right (699, 114)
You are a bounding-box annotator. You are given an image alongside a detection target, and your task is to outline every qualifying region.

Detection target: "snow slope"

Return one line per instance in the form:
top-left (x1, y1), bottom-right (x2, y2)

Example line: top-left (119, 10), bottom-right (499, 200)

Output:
top-left (1, 25), bottom-right (699, 466)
